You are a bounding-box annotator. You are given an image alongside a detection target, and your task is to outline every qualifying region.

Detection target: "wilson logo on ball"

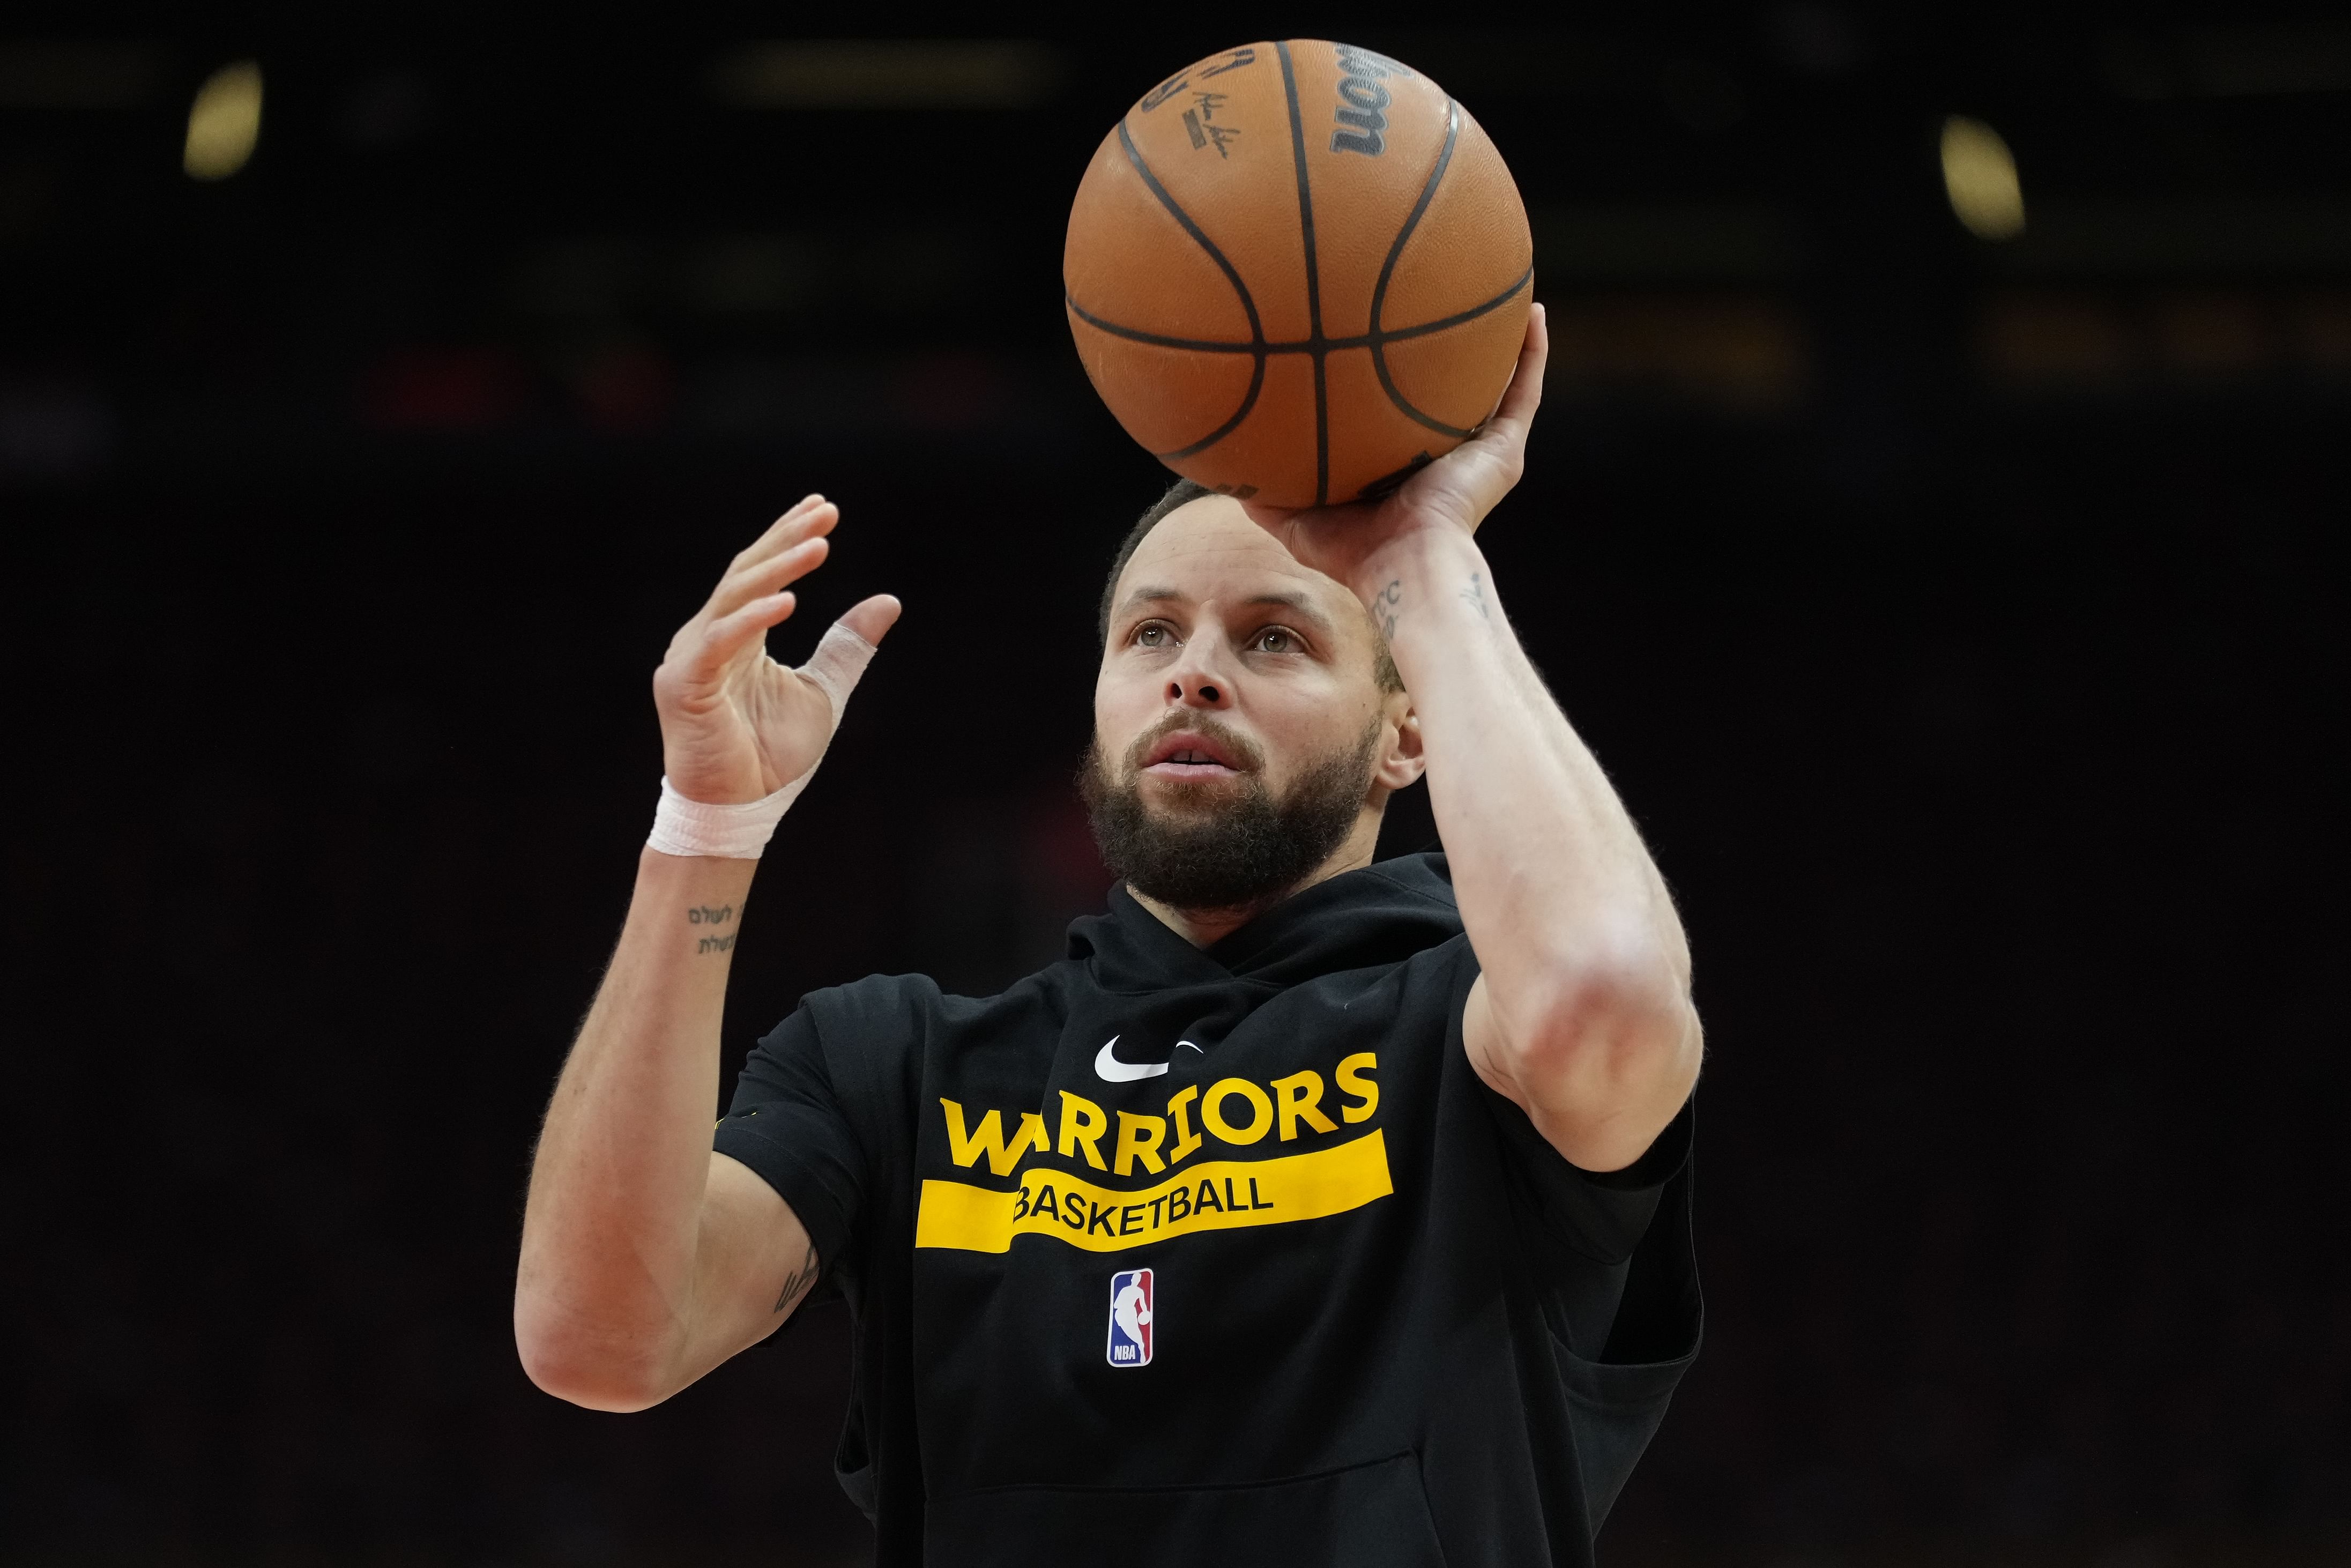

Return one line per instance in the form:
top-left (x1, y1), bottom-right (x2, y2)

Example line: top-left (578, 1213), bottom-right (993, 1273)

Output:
top-left (1063, 39), bottom-right (1532, 509)
top-left (1330, 43), bottom-right (1411, 157)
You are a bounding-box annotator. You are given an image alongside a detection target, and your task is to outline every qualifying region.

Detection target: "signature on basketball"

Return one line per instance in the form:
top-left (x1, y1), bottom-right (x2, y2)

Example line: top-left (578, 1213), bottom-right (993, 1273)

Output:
top-left (1182, 92), bottom-right (1241, 159)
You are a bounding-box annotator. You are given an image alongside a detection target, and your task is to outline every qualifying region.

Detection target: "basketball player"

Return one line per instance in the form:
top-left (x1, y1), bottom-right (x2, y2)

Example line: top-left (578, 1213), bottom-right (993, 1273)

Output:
top-left (516, 309), bottom-right (1703, 1567)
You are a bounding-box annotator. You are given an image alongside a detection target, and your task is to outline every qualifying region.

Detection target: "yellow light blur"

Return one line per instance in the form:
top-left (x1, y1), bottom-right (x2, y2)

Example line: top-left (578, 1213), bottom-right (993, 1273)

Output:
top-left (1940, 115), bottom-right (2025, 241)
top-left (184, 61), bottom-right (262, 180)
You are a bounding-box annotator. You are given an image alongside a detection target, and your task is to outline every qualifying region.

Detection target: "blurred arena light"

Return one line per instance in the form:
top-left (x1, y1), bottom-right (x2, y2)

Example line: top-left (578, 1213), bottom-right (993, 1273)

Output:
top-left (1940, 114), bottom-right (2025, 241)
top-left (184, 60), bottom-right (262, 180)
top-left (710, 40), bottom-right (1061, 109)
top-left (1545, 296), bottom-right (1809, 413)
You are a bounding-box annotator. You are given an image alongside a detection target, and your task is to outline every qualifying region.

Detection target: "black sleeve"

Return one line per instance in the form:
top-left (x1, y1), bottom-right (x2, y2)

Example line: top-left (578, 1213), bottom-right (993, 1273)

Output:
top-left (1482, 1084), bottom-right (1694, 1266)
top-left (1484, 1082), bottom-right (1700, 1365)
top-left (1429, 931), bottom-right (1694, 1268)
top-left (713, 1002), bottom-right (869, 1270)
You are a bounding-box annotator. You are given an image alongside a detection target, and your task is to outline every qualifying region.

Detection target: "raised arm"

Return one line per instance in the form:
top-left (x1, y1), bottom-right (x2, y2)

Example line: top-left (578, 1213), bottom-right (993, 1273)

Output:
top-left (515, 496), bottom-right (898, 1410)
top-left (1247, 308), bottom-right (1701, 1172)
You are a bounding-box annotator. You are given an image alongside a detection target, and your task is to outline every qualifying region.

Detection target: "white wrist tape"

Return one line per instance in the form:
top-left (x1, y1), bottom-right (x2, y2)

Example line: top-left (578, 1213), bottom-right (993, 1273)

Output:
top-left (646, 622), bottom-right (878, 859)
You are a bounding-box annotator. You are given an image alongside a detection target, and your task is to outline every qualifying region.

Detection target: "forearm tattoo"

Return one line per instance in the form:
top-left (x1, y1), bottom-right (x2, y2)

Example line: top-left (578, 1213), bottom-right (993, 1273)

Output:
top-left (1372, 578), bottom-right (1403, 640)
top-left (773, 1240), bottom-right (820, 1314)
top-left (688, 903), bottom-right (736, 955)
top-left (1461, 570), bottom-right (1491, 621)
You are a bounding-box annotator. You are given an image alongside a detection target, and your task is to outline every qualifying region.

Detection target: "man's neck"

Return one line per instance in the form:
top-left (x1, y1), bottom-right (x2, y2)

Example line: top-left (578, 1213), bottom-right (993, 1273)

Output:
top-left (1128, 815), bottom-right (1383, 949)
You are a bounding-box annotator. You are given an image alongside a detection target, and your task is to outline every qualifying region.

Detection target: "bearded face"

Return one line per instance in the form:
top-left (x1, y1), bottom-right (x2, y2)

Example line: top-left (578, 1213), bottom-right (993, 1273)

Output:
top-left (1081, 710), bottom-right (1381, 913)
top-left (1087, 492), bottom-right (1417, 919)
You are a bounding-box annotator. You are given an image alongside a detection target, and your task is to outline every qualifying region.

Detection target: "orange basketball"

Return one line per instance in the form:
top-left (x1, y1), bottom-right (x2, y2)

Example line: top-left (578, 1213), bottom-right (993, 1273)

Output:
top-left (1065, 40), bottom-right (1532, 509)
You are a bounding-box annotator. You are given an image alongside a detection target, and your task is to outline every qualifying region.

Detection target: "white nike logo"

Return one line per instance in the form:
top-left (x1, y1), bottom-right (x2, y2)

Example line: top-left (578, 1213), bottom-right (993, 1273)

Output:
top-left (1094, 1036), bottom-right (1170, 1082)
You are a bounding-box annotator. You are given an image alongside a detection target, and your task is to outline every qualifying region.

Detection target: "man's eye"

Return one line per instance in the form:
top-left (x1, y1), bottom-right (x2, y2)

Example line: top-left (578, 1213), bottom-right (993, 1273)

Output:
top-left (1135, 623), bottom-right (1171, 648)
top-left (1254, 629), bottom-right (1294, 653)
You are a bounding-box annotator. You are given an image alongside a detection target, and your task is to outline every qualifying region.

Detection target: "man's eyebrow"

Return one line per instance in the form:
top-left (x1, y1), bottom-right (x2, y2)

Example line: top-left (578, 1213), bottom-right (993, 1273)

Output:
top-left (1112, 585), bottom-right (1338, 634)
top-left (1114, 585), bottom-right (1184, 616)
top-left (1241, 592), bottom-right (1337, 633)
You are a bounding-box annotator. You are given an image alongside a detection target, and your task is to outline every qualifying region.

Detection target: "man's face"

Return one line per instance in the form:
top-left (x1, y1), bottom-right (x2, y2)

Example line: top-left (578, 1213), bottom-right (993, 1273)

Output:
top-left (1087, 495), bottom-right (1414, 910)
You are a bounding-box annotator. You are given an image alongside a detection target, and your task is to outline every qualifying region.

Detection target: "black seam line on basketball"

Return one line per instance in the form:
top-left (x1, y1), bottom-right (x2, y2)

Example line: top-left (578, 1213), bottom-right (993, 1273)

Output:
top-left (1156, 340), bottom-right (1267, 458)
top-left (1110, 116), bottom-right (1268, 460)
top-left (1067, 270), bottom-right (1532, 356)
top-left (1370, 100), bottom-right (1474, 439)
top-left (1275, 40), bottom-right (1328, 507)
top-left (1113, 118), bottom-right (1266, 350)
top-left (1370, 267), bottom-right (1537, 439)
top-left (1379, 266), bottom-right (1533, 344)
top-left (1065, 297), bottom-right (1262, 354)
top-left (1368, 101), bottom-right (1457, 342)
top-left (1065, 296), bottom-right (1268, 458)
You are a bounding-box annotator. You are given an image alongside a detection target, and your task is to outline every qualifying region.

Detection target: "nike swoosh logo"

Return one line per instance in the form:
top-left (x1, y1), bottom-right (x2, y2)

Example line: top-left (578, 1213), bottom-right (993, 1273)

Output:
top-left (1094, 1036), bottom-right (1170, 1082)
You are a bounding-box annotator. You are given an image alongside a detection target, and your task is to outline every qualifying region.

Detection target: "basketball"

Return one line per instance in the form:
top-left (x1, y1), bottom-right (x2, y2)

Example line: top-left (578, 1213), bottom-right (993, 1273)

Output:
top-left (1065, 40), bottom-right (1533, 509)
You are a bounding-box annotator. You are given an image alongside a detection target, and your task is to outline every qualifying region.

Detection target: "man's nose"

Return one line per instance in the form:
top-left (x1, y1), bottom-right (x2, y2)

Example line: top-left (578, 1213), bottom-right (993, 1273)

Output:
top-left (1166, 645), bottom-right (1231, 709)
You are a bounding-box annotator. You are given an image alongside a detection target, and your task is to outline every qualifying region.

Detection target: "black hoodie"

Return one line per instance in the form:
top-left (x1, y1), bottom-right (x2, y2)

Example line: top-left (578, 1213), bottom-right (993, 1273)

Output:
top-left (716, 852), bottom-right (1699, 1568)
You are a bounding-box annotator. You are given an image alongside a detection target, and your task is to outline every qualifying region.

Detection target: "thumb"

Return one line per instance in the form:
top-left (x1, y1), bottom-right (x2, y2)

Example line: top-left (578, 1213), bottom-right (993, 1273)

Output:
top-left (839, 593), bottom-right (903, 646)
top-left (797, 594), bottom-right (901, 723)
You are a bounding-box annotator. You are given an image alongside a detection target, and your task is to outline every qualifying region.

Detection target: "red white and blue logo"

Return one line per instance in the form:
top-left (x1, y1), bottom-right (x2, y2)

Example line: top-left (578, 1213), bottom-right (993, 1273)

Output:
top-left (1106, 1268), bottom-right (1154, 1367)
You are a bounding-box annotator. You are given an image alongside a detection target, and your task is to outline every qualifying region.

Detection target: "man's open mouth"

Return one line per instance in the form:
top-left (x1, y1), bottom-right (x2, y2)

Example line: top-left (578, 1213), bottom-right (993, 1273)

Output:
top-left (1140, 729), bottom-right (1248, 776)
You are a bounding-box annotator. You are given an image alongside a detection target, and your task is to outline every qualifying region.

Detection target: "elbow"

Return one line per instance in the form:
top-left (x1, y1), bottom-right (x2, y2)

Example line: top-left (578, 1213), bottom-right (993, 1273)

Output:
top-left (513, 1297), bottom-right (673, 1414)
top-left (1500, 958), bottom-right (1701, 1173)
top-left (517, 1346), bottom-right (665, 1415)
top-left (1511, 950), bottom-right (1700, 1100)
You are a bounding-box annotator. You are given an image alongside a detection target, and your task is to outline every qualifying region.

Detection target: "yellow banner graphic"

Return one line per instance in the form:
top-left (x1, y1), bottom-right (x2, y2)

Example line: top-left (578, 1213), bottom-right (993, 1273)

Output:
top-left (915, 1130), bottom-right (1393, 1254)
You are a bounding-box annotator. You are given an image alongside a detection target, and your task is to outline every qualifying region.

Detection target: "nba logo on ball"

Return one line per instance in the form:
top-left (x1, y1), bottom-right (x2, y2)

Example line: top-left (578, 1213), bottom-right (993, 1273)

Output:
top-left (1106, 1269), bottom-right (1154, 1367)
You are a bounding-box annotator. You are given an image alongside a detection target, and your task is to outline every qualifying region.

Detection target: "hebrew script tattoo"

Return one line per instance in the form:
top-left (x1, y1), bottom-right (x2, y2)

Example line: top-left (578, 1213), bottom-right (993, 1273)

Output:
top-left (773, 1240), bottom-right (820, 1314)
top-left (1461, 571), bottom-right (1491, 621)
top-left (689, 903), bottom-right (736, 955)
top-left (1372, 579), bottom-right (1404, 640)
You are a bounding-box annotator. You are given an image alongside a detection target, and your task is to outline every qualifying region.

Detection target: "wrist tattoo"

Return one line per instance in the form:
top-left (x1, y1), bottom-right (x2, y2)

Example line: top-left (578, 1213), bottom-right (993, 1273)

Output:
top-left (689, 902), bottom-right (737, 955)
top-left (1372, 578), bottom-right (1403, 640)
top-left (1461, 571), bottom-right (1491, 621)
top-left (773, 1240), bottom-right (820, 1313)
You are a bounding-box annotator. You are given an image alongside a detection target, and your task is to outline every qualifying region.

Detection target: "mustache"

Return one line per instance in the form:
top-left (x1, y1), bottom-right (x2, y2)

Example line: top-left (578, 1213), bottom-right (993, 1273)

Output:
top-left (1120, 713), bottom-right (1266, 777)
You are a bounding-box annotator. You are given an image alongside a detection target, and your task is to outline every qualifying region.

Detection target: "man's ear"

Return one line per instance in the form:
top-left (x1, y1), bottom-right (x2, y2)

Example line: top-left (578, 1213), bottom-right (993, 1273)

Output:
top-left (1374, 698), bottom-right (1426, 791)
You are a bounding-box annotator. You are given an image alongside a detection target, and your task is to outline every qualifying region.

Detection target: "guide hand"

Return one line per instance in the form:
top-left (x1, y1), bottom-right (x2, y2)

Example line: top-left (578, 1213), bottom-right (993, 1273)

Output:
top-left (651, 496), bottom-right (902, 805)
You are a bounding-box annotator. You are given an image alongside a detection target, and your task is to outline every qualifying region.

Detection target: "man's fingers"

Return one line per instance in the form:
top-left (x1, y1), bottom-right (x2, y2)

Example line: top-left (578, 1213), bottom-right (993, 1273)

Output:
top-left (1483, 303), bottom-right (1549, 440)
top-left (729, 496), bottom-right (839, 575)
top-left (709, 535), bottom-right (830, 620)
top-left (693, 591), bottom-right (798, 676)
top-left (838, 593), bottom-right (903, 646)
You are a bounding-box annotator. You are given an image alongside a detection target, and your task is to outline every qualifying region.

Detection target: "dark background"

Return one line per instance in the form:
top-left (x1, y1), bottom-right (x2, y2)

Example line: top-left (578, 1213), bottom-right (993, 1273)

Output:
top-left (3, 6), bottom-right (2345, 1565)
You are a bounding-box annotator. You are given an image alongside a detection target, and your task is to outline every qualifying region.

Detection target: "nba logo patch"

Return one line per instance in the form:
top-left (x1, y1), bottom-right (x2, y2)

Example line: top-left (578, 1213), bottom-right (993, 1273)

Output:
top-left (1106, 1268), bottom-right (1154, 1367)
